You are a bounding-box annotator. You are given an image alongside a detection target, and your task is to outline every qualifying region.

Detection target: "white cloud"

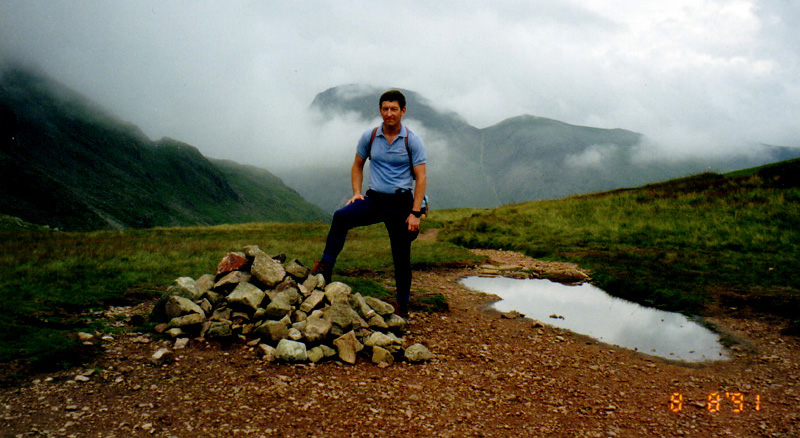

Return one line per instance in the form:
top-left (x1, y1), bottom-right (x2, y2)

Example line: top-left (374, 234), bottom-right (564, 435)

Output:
top-left (1, 0), bottom-right (798, 170)
top-left (564, 145), bottom-right (621, 169)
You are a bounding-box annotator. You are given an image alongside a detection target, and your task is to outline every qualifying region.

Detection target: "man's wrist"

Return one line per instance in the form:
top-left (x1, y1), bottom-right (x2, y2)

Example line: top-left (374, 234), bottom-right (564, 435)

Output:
top-left (410, 210), bottom-right (422, 218)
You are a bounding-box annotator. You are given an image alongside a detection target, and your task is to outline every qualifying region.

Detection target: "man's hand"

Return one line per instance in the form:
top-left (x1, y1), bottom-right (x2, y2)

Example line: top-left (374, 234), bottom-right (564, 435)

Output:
top-left (407, 214), bottom-right (421, 232)
top-left (347, 194), bottom-right (365, 205)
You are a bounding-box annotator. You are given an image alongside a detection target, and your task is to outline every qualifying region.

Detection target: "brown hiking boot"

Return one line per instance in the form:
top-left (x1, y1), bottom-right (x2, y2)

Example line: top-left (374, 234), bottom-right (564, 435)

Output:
top-left (310, 260), bottom-right (332, 283)
top-left (394, 301), bottom-right (409, 319)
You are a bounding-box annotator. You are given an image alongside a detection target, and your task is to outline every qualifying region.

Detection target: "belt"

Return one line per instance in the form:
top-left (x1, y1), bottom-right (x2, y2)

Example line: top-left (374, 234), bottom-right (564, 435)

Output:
top-left (366, 189), bottom-right (411, 198)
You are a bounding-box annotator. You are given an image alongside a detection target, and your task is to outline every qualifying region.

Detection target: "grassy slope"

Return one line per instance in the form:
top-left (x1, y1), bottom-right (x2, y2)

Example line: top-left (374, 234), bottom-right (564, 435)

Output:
top-left (212, 159), bottom-right (331, 224)
top-left (2, 158), bottom-right (798, 368)
top-left (441, 160), bottom-right (800, 321)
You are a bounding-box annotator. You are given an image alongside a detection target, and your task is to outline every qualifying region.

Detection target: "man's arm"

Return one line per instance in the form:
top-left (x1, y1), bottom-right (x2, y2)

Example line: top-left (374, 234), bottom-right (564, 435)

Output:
top-left (407, 163), bottom-right (427, 231)
top-left (348, 153), bottom-right (367, 205)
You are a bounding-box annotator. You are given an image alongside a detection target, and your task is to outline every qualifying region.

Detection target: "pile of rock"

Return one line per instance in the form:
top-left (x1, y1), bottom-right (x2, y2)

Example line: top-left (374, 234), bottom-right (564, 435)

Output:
top-left (477, 263), bottom-right (590, 284)
top-left (151, 245), bottom-right (432, 366)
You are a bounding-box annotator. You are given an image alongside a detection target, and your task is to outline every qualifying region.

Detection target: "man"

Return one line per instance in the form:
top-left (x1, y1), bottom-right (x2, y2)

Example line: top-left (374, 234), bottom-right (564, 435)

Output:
top-left (312, 90), bottom-right (427, 318)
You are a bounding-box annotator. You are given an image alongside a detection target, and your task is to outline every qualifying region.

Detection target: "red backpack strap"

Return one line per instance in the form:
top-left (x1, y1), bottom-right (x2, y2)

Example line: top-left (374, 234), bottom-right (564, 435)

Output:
top-left (367, 127), bottom-right (379, 159)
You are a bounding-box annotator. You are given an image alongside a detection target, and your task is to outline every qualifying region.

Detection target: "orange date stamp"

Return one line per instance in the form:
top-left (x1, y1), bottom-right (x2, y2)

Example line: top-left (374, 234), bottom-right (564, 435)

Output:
top-left (669, 392), bottom-right (762, 413)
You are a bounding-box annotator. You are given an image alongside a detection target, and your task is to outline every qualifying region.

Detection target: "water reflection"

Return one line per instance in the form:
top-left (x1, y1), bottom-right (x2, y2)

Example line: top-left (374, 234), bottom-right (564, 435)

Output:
top-left (459, 276), bottom-right (728, 362)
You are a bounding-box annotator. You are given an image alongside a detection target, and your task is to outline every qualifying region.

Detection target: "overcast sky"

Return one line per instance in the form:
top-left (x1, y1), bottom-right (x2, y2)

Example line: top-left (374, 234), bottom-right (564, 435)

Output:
top-left (1, 0), bottom-right (798, 169)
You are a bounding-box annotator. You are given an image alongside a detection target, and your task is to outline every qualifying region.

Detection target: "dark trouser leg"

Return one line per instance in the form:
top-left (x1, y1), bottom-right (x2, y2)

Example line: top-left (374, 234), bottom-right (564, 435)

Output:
top-left (321, 198), bottom-right (380, 266)
top-left (387, 219), bottom-right (413, 307)
top-left (385, 191), bottom-right (418, 310)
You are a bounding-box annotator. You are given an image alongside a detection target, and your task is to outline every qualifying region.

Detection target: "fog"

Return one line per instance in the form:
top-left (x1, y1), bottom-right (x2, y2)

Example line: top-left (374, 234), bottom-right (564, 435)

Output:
top-left (2, 0), bottom-right (798, 170)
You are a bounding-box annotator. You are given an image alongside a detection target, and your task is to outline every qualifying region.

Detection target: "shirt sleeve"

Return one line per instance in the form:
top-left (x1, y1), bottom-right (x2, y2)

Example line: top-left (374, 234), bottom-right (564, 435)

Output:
top-left (408, 131), bottom-right (427, 166)
top-left (356, 129), bottom-right (372, 159)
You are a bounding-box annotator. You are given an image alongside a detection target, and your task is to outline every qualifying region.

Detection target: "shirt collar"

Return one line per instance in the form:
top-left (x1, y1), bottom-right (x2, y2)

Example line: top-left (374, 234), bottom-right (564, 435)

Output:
top-left (379, 124), bottom-right (407, 139)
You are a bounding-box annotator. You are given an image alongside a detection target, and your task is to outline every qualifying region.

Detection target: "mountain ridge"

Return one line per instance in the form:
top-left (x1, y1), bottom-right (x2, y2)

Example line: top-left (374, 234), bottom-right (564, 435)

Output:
top-left (4, 67), bottom-right (798, 226)
top-left (278, 84), bottom-right (800, 212)
top-left (0, 65), bottom-right (330, 231)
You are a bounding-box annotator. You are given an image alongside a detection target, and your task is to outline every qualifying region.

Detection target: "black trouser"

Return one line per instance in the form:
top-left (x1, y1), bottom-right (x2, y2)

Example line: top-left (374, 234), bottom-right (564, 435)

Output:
top-left (321, 189), bottom-right (418, 306)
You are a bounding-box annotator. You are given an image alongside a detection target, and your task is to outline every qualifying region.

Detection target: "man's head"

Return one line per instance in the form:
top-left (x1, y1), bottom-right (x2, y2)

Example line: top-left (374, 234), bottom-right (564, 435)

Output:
top-left (379, 90), bottom-right (406, 129)
top-left (379, 90), bottom-right (406, 109)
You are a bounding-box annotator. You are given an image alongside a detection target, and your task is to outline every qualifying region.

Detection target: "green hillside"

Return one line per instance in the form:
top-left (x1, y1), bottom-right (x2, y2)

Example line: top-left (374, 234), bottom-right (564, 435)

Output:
top-left (2, 159), bottom-right (798, 371)
top-left (0, 66), bottom-right (330, 231)
top-left (212, 159), bottom-right (333, 223)
top-left (440, 158), bottom-right (800, 324)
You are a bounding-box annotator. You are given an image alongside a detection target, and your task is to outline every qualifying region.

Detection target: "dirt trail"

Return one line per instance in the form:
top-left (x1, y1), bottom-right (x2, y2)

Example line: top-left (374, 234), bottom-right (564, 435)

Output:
top-left (1, 250), bottom-right (799, 437)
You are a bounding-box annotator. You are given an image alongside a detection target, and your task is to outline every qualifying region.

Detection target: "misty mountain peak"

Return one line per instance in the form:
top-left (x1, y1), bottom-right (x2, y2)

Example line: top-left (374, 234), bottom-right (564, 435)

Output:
top-left (288, 84), bottom-right (800, 212)
top-left (310, 84), bottom-right (470, 132)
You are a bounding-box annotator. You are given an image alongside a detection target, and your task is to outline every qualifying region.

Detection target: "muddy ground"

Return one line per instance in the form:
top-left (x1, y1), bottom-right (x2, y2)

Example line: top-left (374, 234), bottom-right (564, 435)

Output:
top-left (1, 249), bottom-right (799, 437)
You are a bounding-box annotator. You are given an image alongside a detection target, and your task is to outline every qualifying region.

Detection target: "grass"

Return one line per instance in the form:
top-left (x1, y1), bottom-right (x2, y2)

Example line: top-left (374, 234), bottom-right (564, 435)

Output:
top-left (3, 159), bottom-right (799, 369)
top-left (0, 220), bottom-right (479, 367)
top-left (440, 170), bottom-right (800, 320)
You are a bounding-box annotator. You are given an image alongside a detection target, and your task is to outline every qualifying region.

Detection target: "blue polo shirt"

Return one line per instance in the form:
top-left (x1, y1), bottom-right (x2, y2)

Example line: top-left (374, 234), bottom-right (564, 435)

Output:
top-left (356, 125), bottom-right (427, 194)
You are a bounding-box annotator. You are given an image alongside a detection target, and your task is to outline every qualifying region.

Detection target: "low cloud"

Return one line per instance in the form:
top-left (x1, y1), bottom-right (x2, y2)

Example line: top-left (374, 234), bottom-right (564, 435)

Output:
top-left (564, 144), bottom-right (622, 169)
top-left (1, 0), bottom-right (797, 172)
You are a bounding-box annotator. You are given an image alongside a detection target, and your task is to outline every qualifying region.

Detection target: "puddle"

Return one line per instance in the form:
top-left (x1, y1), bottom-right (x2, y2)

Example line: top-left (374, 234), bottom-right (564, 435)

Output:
top-left (459, 276), bottom-right (729, 362)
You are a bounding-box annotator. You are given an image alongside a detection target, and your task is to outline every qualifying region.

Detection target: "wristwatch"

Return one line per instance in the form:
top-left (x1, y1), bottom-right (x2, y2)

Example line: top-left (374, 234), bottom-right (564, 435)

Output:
top-left (410, 210), bottom-right (422, 218)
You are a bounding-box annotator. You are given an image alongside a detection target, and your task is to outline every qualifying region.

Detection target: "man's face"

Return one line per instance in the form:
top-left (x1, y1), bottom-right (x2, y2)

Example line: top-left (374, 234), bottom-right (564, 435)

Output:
top-left (380, 101), bottom-right (406, 127)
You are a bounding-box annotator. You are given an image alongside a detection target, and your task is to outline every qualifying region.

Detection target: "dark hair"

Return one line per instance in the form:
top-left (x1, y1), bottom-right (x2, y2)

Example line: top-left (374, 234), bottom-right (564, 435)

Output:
top-left (379, 90), bottom-right (406, 109)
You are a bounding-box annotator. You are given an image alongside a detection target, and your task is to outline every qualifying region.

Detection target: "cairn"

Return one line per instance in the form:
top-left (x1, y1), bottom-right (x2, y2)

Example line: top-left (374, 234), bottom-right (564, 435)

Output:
top-left (151, 245), bottom-right (432, 365)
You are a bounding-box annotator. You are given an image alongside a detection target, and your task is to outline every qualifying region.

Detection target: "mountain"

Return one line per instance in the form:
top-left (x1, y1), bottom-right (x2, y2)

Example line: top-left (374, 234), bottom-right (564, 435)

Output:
top-left (0, 66), bottom-right (330, 231)
top-left (308, 86), bottom-right (493, 210)
top-left (282, 84), bottom-right (800, 212)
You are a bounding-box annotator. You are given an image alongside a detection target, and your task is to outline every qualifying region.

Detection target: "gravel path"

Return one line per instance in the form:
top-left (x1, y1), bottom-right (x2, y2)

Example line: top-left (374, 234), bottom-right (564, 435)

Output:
top-left (2, 250), bottom-right (798, 437)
